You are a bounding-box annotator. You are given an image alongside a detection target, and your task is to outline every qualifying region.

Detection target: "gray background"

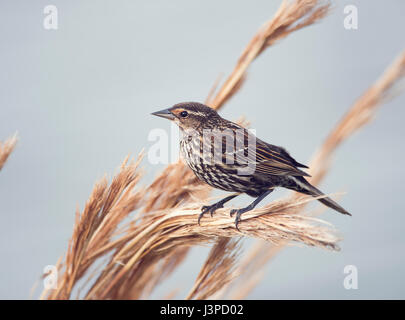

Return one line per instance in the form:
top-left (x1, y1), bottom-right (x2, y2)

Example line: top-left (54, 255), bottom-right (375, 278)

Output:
top-left (0, 0), bottom-right (404, 299)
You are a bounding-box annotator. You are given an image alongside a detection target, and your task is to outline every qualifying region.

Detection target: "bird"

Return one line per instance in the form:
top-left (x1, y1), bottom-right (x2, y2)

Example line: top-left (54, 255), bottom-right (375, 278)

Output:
top-left (152, 102), bottom-right (351, 230)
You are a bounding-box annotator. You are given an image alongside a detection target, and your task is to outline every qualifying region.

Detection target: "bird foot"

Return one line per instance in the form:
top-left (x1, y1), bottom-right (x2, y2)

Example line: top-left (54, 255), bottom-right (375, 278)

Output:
top-left (198, 203), bottom-right (224, 225)
top-left (230, 207), bottom-right (252, 231)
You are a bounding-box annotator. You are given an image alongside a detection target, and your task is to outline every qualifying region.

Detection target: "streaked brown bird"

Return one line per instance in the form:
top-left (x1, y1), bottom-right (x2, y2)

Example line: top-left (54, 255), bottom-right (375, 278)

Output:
top-left (152, 102), bottom-right (351, 230)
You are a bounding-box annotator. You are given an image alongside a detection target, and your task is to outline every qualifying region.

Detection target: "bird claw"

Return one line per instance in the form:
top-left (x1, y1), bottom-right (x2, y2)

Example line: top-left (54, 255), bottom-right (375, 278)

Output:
top-left (235, 217), bottom-right (241, 232)
top-left (231, 210), bottom-right (242, 231)
top-left (198, 203), bottom-right (224, 225)
top-left (229, 209), bottom-right (237, 217)
top-left (230, 208), bottom-right (251, 231)
top-left (203, 204), bottom-right (223, 217)
top-left (198, 207), bottom-right (209, 225)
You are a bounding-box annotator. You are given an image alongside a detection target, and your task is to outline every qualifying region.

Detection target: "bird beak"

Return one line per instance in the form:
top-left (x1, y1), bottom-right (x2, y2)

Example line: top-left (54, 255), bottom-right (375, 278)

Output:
top-left (151, 108), bottom-right (175, 120)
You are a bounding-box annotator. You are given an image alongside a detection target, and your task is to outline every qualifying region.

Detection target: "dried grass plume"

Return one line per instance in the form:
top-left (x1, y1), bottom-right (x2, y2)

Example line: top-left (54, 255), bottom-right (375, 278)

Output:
top-left (0, 134), bottom-right (17, 171)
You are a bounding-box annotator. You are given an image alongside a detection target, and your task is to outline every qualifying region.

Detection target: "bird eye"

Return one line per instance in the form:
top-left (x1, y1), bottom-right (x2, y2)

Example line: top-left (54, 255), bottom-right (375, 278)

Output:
top-left (180, 111), bottom-right (188, 118)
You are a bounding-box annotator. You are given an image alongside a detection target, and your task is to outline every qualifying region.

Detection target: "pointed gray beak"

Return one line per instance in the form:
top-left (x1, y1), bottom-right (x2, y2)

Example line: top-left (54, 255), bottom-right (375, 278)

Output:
top-left (151, 108), bottom-right (175, 120)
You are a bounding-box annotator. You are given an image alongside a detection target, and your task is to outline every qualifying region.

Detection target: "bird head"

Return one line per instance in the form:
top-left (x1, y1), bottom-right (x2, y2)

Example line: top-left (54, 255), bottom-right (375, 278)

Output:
top-left (152, 102), bottom-right (220, 131)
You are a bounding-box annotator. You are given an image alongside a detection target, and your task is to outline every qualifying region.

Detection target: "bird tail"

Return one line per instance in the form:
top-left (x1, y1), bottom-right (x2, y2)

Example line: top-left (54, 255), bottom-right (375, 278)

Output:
top-left (286, 176), bottom-right (351, 216)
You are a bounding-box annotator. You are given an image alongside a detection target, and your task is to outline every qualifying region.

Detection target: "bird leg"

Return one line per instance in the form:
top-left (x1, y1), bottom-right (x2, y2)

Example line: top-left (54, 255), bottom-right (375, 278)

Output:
top-left (230, 189), bottom-right (273, 231)
top-left (198, 193), bottom-right (239, 225)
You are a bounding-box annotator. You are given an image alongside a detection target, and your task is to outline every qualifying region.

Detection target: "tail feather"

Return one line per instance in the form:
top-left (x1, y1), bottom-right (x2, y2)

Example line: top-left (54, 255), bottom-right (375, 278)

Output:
top-left (287, 176), bottom-right (351, 216)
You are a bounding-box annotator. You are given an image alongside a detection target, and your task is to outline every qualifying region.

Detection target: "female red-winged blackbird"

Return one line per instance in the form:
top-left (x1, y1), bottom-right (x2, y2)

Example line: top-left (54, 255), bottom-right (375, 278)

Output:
top-left (152, 102), bottom-right (351, 230)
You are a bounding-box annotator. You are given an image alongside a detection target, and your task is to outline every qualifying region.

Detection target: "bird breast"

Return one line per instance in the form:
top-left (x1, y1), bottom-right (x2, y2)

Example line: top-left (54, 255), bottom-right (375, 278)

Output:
top-left (179, 131), bottom-right (259, 193)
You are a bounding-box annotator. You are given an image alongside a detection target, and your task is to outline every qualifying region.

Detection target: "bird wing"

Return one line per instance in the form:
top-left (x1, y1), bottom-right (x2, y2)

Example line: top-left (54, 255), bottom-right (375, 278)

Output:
top-left (254, 142), bottom-right (311, 177)
top-left (233, 131), bottom-right (310, 177)
top-left (206, 120), bottom-right (310, 177)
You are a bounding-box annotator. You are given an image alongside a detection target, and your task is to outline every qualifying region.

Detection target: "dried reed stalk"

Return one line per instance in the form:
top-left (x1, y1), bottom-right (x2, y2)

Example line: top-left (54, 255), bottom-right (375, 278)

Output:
top-left (82, 191), bottom-right (340, 299)
top-left (41, 156), bottom-right (145, 299)
top-left (207, 0), bottom-right (331, 109)
top-left (40, 0), bottom-right (364, 300)
top-left (186, 238), bottom-right (241, 300)
top-left (222, 50), bottom-right (405, 299)
top-left (0, 134), bottom-right (17, 171)
top-left (41, 165), bottom-right (341, 299)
